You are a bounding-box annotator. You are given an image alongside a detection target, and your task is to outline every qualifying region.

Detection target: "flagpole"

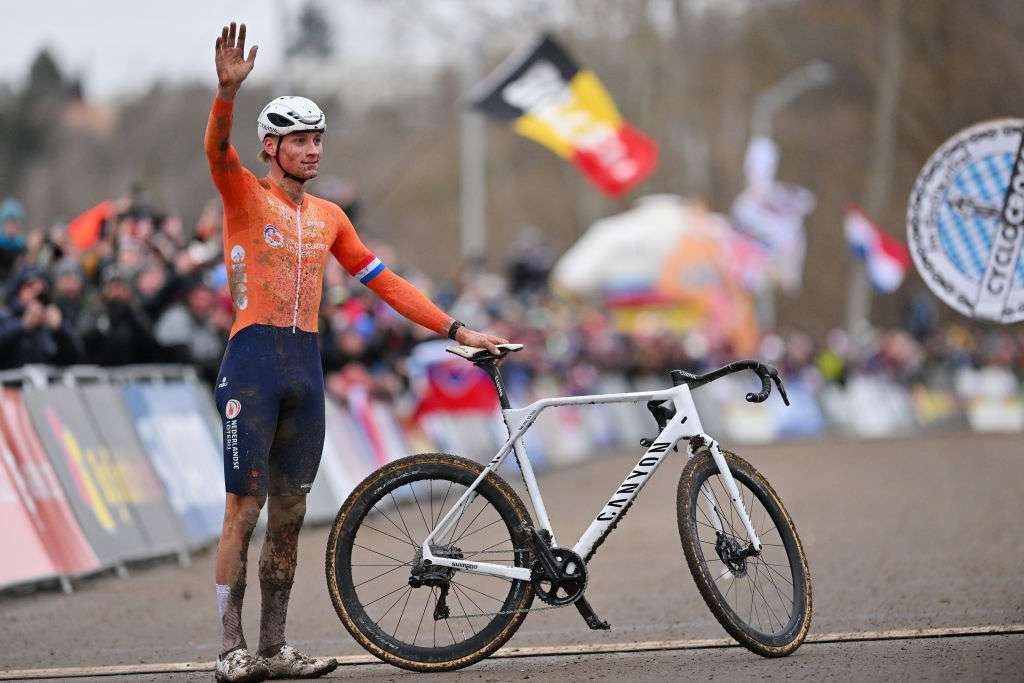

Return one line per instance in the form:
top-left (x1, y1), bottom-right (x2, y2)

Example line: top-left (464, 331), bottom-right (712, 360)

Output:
top-left (460, 37), bottom-right (487, 268)
top-left (748, 60), bottom-right (833, 330)
top-left (847, 0), bottom-right (903, 338)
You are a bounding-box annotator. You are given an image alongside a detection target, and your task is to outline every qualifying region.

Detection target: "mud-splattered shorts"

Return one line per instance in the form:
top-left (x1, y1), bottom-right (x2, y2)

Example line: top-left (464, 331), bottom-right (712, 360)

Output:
top-left (215, 324), bottom-right (325, 496)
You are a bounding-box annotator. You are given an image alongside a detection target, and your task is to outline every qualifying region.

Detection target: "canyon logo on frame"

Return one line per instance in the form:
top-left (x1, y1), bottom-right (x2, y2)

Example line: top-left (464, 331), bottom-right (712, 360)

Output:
top-left (471, 34), bottom-right (658, 198)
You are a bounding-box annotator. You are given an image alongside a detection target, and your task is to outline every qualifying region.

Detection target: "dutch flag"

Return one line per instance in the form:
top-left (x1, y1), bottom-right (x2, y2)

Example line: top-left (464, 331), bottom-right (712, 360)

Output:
top-left (350, 254), bottom-right (386, 285)
top-left (844, 206), bottom-right (911, 293)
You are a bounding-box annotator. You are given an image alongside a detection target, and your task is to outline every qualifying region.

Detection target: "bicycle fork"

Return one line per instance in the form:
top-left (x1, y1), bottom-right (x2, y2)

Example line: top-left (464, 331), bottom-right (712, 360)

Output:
top-left (690, 436), bottom-right (763, 556)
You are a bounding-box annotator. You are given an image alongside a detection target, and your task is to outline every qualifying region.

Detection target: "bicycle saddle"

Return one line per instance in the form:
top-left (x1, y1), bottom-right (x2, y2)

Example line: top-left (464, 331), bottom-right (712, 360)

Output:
top-left (445, 343), bottom-right (524, 361)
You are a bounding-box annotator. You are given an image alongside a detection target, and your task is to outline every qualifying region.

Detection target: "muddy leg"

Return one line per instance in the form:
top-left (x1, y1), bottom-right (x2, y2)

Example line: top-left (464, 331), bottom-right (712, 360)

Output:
top-left (257, 494), bottom-right (307, 657)
top-left (215, 493), bottom-right (266, 655)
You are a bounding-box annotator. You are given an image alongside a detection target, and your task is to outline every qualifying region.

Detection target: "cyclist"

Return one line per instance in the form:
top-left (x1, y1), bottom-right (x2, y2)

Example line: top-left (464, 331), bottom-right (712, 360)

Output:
top-left (207, 22), bottom-right (509, 683)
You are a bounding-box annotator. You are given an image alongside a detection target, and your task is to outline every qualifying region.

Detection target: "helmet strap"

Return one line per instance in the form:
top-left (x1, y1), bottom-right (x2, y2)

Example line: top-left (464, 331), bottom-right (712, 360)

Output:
top-left (273, 137), bottom-right (307, 185)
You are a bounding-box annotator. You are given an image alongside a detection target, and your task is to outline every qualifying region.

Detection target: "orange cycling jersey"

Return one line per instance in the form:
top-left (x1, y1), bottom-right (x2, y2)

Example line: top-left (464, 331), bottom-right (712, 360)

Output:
top-left (204, 97), bottom-right (451, 338)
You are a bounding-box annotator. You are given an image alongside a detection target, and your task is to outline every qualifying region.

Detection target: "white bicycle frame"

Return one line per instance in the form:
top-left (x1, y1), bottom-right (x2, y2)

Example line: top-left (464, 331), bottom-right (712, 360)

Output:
top-left (420, 381), bottom-right (762, 582)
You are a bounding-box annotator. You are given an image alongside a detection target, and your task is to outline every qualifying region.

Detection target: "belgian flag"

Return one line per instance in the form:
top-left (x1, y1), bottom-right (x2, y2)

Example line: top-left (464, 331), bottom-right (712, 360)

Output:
top-left (470, 34), bottom-right (658, 198)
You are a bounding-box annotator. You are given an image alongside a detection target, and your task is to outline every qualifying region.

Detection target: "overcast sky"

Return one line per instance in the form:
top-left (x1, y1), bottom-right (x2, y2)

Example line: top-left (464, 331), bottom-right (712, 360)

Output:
top-left (0, 0), bottom-right (464, 101)
top-left (2, 0), bottom-right (751, 101)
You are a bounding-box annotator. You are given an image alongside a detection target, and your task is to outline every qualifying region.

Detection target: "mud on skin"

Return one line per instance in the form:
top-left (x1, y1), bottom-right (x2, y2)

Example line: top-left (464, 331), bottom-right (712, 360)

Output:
top-left (222, 503), bottom-right (262, 654)
top-left (258, 496), bottom-right (307, 656)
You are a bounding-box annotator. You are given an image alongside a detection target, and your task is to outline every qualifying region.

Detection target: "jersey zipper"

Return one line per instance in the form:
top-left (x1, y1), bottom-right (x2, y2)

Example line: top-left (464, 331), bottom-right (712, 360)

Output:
top-left (291, 203), bottom-right (303, 333)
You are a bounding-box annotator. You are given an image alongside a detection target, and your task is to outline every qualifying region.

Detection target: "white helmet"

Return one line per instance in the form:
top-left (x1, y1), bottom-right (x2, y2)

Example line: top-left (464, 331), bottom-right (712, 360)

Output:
top-left (256, 96), bottom-right (326, 144)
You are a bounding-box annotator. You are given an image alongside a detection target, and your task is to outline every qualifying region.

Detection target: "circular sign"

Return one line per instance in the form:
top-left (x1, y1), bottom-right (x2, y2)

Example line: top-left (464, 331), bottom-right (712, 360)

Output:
top-left (907, 119), bottom-right (1024, 323)
top-left (225, 399), bottom-right (242, 420)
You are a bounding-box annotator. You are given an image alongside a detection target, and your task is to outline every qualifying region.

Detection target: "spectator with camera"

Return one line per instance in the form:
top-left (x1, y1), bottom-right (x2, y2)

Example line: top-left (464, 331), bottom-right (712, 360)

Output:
top-left (0, 266), bottom-right (84, 369)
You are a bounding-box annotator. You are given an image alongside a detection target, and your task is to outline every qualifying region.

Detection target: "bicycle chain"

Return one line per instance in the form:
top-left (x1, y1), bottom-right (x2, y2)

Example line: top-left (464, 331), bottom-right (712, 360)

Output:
top-left (440, 546), bottom-right (571, 619)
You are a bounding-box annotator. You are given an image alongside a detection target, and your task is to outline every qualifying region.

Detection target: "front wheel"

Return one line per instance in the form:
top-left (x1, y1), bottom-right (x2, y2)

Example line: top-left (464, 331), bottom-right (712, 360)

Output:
top-left (326, 453), bottom-right (535, 672)
top-left (677, 449), bottom-right (812, 657)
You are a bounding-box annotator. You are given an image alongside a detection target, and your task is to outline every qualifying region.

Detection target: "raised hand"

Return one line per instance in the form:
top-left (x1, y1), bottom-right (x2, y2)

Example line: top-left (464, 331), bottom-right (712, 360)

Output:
top-left (215, 22), bottom-right (258, 100)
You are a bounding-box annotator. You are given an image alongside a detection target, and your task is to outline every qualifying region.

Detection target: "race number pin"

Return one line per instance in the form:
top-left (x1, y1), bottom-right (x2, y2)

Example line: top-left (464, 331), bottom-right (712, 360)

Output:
top-left (907, 119), bottom-right (1024, 323)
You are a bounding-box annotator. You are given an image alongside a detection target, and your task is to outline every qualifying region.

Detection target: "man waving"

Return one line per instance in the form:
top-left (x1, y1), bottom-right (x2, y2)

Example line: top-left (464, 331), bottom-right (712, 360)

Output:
top-left (206, 21), bottom-right (508, 683)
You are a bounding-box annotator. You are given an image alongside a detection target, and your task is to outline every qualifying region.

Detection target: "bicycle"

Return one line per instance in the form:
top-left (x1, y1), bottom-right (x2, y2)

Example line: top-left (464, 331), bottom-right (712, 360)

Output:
top-left (326, 343), bottom-right (811, 672)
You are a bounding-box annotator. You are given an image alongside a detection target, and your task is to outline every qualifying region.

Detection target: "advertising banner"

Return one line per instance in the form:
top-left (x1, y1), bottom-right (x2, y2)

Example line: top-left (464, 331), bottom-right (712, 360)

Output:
top-left (0, 389), bottom-right (99, 576)
top-left (471, 34), bottom-right (657, 197)
top-left (0, 428), bottom-right (61, 590)
top-left (324, 399), bottom-right (372, 489)
top-left (121, 383), bottom-right (224, 546)
top-left (22, 386), bottom-right (151, 565)
top-left (329, 401), bottom-right (379, 479)
top-left (80, 385), bottom-right (187, 555)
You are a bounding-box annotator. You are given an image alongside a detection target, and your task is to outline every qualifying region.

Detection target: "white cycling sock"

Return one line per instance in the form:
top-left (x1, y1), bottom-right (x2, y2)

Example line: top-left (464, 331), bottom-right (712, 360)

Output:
top-left (216, 583), bottom-right (231, 622)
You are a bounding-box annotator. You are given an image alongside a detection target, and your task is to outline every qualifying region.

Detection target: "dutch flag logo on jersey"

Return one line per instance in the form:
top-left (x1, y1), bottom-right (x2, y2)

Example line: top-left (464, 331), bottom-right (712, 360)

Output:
top-left (350, 254), bottom-right (386, 284)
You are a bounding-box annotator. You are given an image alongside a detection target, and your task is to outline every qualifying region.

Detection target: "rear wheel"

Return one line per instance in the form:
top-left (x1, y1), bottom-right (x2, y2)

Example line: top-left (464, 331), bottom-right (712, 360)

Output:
top-left (326, 453), bottom-right (534, 672)
top-left (677, 449), bottom-right (811, 657)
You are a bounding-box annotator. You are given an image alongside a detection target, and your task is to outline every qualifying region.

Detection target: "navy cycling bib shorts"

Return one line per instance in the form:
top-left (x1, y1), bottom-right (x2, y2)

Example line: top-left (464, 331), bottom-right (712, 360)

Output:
top-left (214, 324), bottom-right (325, 497)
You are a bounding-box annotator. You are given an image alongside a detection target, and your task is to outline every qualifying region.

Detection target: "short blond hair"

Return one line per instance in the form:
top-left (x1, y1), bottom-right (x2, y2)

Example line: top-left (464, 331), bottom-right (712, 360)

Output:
top-left (259, 150), bottom-right (271, 163)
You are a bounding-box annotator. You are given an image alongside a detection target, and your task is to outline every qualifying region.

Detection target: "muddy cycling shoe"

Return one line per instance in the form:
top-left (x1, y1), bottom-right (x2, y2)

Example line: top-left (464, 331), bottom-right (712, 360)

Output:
top-left (262, 645), bottom-right (339, 679)
top-left (215, 648), bottom-right (270, 682)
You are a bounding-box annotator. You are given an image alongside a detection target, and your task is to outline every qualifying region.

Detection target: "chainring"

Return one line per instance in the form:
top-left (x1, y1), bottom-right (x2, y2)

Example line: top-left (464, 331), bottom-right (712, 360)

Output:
top-left (531, 547), bottom-right (588, 606)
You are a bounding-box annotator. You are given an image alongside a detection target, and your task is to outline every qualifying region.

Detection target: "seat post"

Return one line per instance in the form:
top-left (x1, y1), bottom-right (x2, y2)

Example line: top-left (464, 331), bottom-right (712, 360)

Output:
top-left (475, 360), bottom-right (512, 410)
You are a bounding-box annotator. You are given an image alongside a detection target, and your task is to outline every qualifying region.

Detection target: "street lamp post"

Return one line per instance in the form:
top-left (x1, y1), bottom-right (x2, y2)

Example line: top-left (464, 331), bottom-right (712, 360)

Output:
top-left (747, 60), bottom-right (834, 329)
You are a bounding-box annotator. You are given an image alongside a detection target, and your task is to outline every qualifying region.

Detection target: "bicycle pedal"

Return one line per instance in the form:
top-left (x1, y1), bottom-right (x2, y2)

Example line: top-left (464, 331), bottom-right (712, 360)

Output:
top-left (574, 596), bottom-right (610, 630)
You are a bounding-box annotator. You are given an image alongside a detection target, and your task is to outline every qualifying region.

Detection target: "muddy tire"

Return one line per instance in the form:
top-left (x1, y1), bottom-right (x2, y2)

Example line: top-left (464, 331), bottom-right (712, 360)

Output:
top-left (326, 453), bottom-right (534, 672)
top-left (677, 449), bottom-right (811, 657)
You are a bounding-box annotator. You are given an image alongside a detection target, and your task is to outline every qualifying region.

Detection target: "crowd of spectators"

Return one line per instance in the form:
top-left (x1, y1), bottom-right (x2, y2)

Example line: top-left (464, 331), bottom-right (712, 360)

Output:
top-left (1, 191), bottom-right (1023, 406)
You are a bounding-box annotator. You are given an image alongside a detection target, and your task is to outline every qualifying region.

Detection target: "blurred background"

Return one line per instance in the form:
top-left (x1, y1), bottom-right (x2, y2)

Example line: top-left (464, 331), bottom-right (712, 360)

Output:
top-left (1, 0), bottom-right (1022, 435)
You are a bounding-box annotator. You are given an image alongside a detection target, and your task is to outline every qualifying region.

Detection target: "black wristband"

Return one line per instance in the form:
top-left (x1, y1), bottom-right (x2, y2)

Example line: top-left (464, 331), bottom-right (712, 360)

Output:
top-left (447, 320), bottom-right (465, 340)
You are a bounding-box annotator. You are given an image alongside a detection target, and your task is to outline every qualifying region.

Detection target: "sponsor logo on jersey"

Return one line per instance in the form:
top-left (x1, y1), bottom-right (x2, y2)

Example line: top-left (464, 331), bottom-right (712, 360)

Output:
top-left (908, 119), bottom-right (1024, 323)
top-left (225, 399), bottom-right (242, 420)
top-left (229, 244), bottom-right (248, 310)
top-left (264, 224), bottom-right (285, 248)
top-left (218, 376), bottom-right (229, 388)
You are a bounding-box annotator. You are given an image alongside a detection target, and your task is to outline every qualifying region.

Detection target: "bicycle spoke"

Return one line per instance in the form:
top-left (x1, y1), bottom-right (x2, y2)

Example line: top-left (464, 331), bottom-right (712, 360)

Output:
top-left (413, 586), bottom-right (431, 646)
top-left (754, 558), bottom-right (794, 587)
top-left (360, 522), bottom-right (417, 547)
top-left (353, 542), bottom-right (410, 565)
top-left (451, 500), bottom-right (491, 546)
top-left (456, 516), bottom-right (505, 545)
top-left (393, 585), bottom-right (415, 638)
top-left (451, 581), bottom-right (487, 617)
top-left (444, 496), bottom-right (474, 546)
top-left (389, 492), bottom-right (416, 545)
top-left (462, 538), bottom-right (515, 562)
top-left (362, 583), bottom-right (408, 610)
top-left (431, 588), bottom-right (438, 648)
top-left (434, 481), bottom-right (453, 529)
top-left (408, 483), bottom-right (432, 536)
top-left (750, 564), bottom-right (782, 632)
top-left (759, 560), bottom-right (793, 619)
top-left (355, 562), bottom-right (410, 589)
top-left (450, 579), bottom-right (506, 603)
top-left (373, 504), bottom-right (415, 545)
top-left (449, 584), bottom-right (476, 633)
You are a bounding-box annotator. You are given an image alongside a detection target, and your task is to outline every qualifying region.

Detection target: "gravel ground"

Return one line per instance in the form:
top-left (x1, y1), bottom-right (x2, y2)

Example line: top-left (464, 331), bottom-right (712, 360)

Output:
top-left (2, 431), bottom-right (1022, 680)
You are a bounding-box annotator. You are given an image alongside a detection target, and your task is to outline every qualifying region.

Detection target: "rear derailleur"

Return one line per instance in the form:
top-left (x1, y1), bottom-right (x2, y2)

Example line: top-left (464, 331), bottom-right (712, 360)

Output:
top-left (409, 544), bottom-right (464, 620)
